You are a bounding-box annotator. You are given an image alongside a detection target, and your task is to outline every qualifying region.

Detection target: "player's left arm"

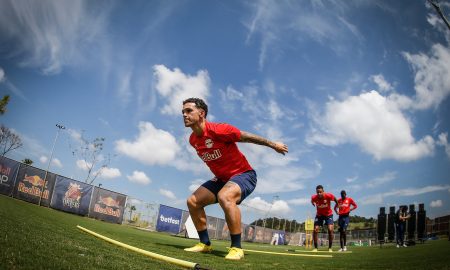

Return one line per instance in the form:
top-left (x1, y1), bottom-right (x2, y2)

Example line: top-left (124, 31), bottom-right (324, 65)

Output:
top-left (240, 131), bottom-right (288, 155)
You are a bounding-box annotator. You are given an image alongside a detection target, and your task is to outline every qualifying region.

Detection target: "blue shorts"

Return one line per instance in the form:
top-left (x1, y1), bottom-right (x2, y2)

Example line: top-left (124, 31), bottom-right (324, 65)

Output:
top-left (338, 215), bottom-right (350, 230)
top-left (314, 215), bottom-right (334, 226)
top-left (201, 170), bottom-right (257, 204)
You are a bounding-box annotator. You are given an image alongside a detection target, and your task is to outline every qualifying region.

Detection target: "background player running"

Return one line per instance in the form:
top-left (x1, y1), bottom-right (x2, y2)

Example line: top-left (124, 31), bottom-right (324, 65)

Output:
top-left (311, 185), bottom-right (338, 252)
top-left (334, 190), bottom-right (357, 252)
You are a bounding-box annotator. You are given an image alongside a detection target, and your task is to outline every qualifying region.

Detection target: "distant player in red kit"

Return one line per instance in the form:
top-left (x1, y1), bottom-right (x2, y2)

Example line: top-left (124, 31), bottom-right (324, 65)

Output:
top-left (334, 190), bottom-right (357, 252)
top-left (311, 185), bottom-right (338, 252)
top-left (182, 98), bottom-right (288, 260)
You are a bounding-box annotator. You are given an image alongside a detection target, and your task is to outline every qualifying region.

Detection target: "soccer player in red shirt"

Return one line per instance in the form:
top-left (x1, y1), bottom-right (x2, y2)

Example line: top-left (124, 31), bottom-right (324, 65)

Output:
top-left (182, 98), bottom-right (288, 260)
top-left (334, 190), bottom-right (357, 252)
top-left (311, 185), bottom-right (338, 252)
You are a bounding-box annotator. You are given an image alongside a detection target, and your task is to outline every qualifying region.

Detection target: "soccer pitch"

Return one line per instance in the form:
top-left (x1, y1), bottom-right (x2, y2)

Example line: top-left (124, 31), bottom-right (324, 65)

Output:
top-left (1, 195), bottom-right (449, 270)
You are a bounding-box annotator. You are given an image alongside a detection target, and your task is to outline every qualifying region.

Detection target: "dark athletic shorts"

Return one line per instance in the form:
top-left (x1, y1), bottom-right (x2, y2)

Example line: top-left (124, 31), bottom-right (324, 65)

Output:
top-left (314, 215), bottom-right (334, 226)
top-left (201, 170), bottom-right (257, 204)
top-left (338, 215), bottom-right (350, 230)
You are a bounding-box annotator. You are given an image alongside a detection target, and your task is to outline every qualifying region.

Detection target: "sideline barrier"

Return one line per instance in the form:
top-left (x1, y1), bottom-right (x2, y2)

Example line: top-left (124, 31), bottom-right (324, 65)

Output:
top-left (76, 225), bottom-right (210, 270)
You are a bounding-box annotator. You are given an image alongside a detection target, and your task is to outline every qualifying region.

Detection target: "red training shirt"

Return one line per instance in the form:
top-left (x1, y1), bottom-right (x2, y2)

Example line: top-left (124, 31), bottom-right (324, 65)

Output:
top-left (189, 121), bottom-right (253, 182)
top-left (311, 192), bottom-right (336, 216)
top-left (336, 197), bottom-right (357, 215)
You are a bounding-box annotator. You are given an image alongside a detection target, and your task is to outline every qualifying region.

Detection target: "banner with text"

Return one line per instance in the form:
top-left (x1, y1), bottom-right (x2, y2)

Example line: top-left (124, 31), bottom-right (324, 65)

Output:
top-left (89, 187), bottom-right (126, 224)
top-left (0, 156), bottom-right (20, 196)
top-left (13, 165), bottom-right (56, 206)
top-left (50, 176), bottom-right (93, 216)
top-left (156, 204), bottom-right (182, 234)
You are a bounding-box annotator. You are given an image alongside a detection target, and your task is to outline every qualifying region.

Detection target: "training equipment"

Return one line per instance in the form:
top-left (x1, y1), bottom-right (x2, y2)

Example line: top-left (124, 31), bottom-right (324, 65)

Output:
top-left (77, 225), bottom-right (210, 270)
top-left (377, 207), bottom-right (387, 243)
top-left (184, 243), bottom-right (212, 253)
top-left (387, 206), bottom-right (396, 241)
top-left (417, 203), bottom-right (426, 241)
top-left (225, 247), bottom-right (244, 260)
top-left (328, 248), bottom-right (333, 252)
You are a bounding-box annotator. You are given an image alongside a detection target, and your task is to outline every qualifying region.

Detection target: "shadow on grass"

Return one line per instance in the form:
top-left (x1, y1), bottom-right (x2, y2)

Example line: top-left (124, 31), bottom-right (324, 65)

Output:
top-left (155, 242), bottom-right (228, 258)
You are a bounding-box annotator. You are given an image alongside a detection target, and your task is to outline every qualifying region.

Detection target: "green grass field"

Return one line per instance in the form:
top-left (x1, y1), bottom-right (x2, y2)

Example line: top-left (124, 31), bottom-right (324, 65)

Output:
top-left (1, 194), bottom-right (449, 270)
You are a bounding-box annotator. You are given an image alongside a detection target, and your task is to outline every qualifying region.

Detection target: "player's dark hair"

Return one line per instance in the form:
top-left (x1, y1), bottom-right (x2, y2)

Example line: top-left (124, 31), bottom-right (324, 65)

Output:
top-left (316, 185), bottom-right (323, 190)
top-left (183, 98), bottom-right (208, 117)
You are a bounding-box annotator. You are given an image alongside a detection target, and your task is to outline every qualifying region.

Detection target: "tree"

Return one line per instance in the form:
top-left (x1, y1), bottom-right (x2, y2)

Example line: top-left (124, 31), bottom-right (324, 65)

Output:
top-left (0, 125), bottom-right (23, 156)
top-left (0, 95), bottom-right (10, 115)
top-left (71, 133), bottom-right (113, 185)
top-left (22, 158), bottom-right (33, 165)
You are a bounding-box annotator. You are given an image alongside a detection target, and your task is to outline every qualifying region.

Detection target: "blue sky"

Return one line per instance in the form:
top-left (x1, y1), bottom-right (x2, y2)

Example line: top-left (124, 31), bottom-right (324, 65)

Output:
top-left (1, 0), bottom-right (449, 224)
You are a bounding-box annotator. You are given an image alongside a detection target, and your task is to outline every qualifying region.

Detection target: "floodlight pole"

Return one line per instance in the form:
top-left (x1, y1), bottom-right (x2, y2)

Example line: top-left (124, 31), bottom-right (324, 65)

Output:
top-left (38, 124), bottom-right (65, 206)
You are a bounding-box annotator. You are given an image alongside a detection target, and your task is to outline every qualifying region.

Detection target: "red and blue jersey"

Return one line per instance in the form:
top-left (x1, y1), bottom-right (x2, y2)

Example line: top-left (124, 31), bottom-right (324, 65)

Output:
top-left (189, 121), bottom-right (253, 182)
top-left (337, 197), bottom-right (357, 215)
top-left (311, 192), bottom-right (336, 216)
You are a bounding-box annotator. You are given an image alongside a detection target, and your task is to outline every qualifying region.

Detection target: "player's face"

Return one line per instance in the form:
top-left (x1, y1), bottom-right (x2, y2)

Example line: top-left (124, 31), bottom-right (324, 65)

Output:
top-left (341, 192), bottom-right (346, 199)
top-left (182, 102), bottom-right (204, 127)
top-left (316, 188), bottom-right (324, 198)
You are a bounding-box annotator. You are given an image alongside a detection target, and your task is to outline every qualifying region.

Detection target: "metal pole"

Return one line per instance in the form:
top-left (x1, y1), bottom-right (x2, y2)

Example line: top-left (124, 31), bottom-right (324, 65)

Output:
top-left (38, 124), bottom-right (65, 206)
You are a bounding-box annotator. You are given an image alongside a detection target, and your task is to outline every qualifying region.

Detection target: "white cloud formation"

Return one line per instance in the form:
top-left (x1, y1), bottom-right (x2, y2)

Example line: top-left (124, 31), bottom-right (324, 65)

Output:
top-left (437, 132), bottom-right (450, 159)
top-left (366, 171), bottom-right (396, 188)
top-left (402, 43), bottom-right (450, 110)
top-left (287, 197), bottom-right (310, 206)
top-left (370, 74), bottom-right (393, 92)
top-left (360, 185), bottom-right (450, 205)
top-left (430, 199), bottom-right (442, 208)
top-left (115, 121), bottom-right (180, 165)
top-left (40, 156), bottom-right (63, 168)
top-left (159, 189), bottom-right (177, 200)
top-left (100, 167), bottom-right (121, 179)
top-left (188, 179), bottom-right (204, 193)
top-left (76, 159), bottom-right (91, 171)
top-left (153, 65), bottom-right (210, 115)
top-left (0, 67), bottom-right (5, 82)
top-left (244, 196), bottom-right (291, 216)
top-left (51, 158), bottom-right (63, 168)
top-left (244, 1), bottom-right (364, 69)
top-left (307, 90), bottom-right (435, 161)
top-left (127, 171), bottom-right (151, 185)
top-left (0, 0), bottom-right (110, 74)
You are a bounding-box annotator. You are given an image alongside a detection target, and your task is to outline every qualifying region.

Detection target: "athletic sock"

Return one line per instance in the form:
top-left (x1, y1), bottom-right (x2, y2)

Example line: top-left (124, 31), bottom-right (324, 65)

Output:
top-left (197, 229), bottom-right (211, 246)
top-left (230, 233), bottom-right (242, 248)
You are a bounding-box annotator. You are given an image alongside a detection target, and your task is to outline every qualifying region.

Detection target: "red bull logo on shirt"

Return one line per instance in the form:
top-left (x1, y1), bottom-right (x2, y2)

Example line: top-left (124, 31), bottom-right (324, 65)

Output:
top-left (200, 149), bottom-right (222, 162)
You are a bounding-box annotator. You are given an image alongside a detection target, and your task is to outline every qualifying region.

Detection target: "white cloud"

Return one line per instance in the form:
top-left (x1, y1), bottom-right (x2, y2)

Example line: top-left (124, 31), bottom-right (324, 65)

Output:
top-left (0, 0), bottom-right (111, 74)
top-left (244, 2), bottom-right (364, 69)
top-left (346, 175), bottom-right (358, 183)
top-left (51, 158), bottom-right (63, 168)
top-left (188, 179), bottom-right (204, 193)
top-left (403, 43), bottom-right (450, 110)
top-left (76, 159), bottom-right (91, 171)
top-left (100, 167), bottom-right (121, 179)
top-left (437, 132), bottom-right (450, 159)
top-left (39, 156), bottom-right (48, 164)
top-left (0, 67), bottom-right (5, 82)
top-left (288, 197), bottom-right (310, 206)
top-left (366, 171), bottom-right (396, 188)
top-left (127, 171), bottom-right (151, 185)
top-left (39, 156), bottom-right (62, 168)
top-left (153, 65), bottom-right (210, 116)
top-left (159, 189), bottom-right (177, 200)
top-left (430, 199), bottom-right (442, 208)
top-left (115, 121), bottom-right (180, 165)
top-left (370, 74), bottom-right (393, 92)
top-left (361, 185), bottom-right (450, 205)
top-left (307, 90), bottom-right (435, 161)
top-left (244, 196), bottom-right (291, 216)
